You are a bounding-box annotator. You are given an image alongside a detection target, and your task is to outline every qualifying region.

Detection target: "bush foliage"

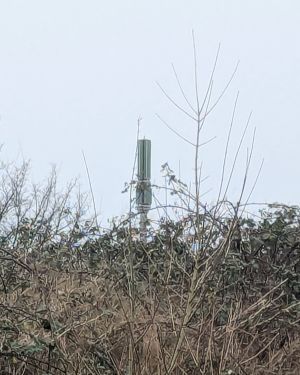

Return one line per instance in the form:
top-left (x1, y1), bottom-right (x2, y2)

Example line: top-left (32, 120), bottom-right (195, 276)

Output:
top-left (0, 163), bottom-right (300, 374)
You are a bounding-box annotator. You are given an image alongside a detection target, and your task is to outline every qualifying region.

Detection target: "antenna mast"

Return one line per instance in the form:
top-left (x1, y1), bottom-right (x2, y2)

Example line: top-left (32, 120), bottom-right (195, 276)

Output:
top-left (136, 139), bottom-right (152, 242)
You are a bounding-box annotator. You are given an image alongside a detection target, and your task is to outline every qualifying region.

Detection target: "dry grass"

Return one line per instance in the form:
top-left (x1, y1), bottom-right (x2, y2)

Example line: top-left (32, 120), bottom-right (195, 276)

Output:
top-left (1, 228), bottom-right (300, 375)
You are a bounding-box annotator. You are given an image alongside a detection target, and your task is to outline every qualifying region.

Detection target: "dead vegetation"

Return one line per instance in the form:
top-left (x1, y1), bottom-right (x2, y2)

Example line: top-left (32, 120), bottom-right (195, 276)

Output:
top-left (0, 163), bottom-right (300, 374)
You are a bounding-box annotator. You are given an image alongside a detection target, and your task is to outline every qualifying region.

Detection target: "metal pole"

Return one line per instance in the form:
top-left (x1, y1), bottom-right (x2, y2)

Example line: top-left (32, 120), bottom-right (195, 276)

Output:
top-left (139, 210), bottom-right (147, 243)
top-left (136, 139), bottom-right (152, 243)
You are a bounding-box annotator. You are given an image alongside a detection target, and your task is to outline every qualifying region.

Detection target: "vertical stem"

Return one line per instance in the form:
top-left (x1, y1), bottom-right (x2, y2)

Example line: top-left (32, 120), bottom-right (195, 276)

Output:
top-left (127, 119), bottom-right (140, 375)
top-left (195, 114), bottom-right (201, 241)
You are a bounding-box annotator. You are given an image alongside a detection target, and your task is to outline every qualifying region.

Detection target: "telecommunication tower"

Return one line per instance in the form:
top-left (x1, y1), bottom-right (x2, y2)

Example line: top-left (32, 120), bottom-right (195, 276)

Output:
top-left (136, 139), bottom-right (152, 242)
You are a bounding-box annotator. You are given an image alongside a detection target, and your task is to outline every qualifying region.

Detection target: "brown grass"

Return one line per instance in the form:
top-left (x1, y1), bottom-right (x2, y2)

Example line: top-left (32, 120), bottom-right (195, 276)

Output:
top-left (1, 238), bottom-right (300, 375)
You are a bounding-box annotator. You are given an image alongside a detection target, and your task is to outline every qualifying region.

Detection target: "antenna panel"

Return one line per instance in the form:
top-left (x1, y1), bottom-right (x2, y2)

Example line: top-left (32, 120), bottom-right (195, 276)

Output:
top-left (137, 139), bottom-right (151, 180)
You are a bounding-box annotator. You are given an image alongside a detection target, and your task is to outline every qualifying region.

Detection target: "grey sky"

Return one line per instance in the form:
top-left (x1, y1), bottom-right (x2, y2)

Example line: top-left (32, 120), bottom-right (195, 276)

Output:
top-left (0, 1), bottom-right (299, 223)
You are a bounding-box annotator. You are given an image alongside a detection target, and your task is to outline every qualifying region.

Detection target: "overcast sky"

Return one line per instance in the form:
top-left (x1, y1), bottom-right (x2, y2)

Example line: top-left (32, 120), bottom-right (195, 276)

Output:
top-left (0, 1), bottom-right (299, 223)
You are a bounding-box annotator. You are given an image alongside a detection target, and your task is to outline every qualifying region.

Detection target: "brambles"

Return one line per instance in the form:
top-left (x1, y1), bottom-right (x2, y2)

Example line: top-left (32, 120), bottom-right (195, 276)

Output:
top-left (0, 164), bottom-right (300, 374)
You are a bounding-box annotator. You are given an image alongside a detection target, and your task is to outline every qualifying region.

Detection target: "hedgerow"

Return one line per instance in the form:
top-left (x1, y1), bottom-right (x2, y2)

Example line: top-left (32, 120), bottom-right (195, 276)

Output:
top-left (0, 164), bottom-right (299, 374)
